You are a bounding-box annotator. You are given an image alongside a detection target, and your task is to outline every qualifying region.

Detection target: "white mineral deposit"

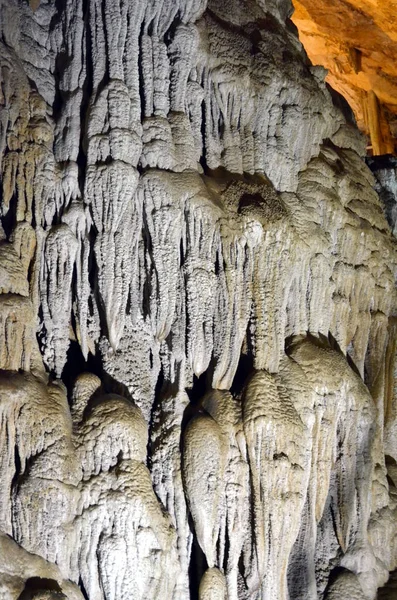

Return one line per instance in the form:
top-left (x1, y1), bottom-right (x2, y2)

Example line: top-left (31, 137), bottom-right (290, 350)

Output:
top-left (0, 0), bottom-right (397, 598)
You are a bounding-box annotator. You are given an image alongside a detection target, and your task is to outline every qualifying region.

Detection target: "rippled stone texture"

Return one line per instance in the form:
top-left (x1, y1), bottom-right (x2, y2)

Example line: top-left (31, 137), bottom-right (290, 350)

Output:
top-left (0, 0), bottom-right (397, 598)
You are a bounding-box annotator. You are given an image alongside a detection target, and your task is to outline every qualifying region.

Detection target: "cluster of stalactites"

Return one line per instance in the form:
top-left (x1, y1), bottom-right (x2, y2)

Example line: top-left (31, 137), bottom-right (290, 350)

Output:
top-left (0, 0), bottom-right (397, 598)
top-left (0, 0), bottom-right (346, 381)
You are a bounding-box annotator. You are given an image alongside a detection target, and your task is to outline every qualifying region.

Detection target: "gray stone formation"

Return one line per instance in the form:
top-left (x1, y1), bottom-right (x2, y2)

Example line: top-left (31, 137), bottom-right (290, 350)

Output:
top-left (0, 0), bottom-right (397, 598)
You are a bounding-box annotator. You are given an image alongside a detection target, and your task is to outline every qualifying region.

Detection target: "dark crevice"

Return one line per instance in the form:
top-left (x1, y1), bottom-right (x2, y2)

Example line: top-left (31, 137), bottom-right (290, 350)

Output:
top-left (100, 372), bottom-right (134, 403)
top-left (186, 371), bottom-right (208, 406)
top-left (1, 186), bottom-right (18, 239)
top-left (99, 0), bottom-right (109, 96)
top-left (138, 21), bottom-right (147, 122)
top-left (328, 331), bottom-right (362, 378)
top-left (125, 288), bottom-right (132, 316)
top-left (238, 192), bottom-right (264, 213)
top-left (51, 0), bottom-right (74, 173)
top-left (164, 12), bottom-right (181, 46)
top-left (90, 270), bottom-right (109, 351)
top-left (17, 578), bottom-right (64, 600)
top-left (11, 443), bottom-right (21, 494)
top-left (199, 96), bottom-right (207, 172)
top-left (181, 372), bottom-right (209, 445)
top-left (52, 49), bottom-right (70, 122)
top-left (214, 250), bottom-right (220, 276)
top-left (367, 154), bottom-right (397, 231)
top-left (326, 82), bottom-right (357, 127)
top-left (78, 577), bottom-right (89, 600)
top-left (179, 236), bottom-right (185, 269)
top-left (323, 566), bottom-right (350, 597)
top-left (61, 340), bottom-right (103, 401)
top-left (230, 351), bottom-right (254, 397)
top-left (141, 209), bottom-right (154, 321)
top-left (77, 0), bottom-right (92, 188)
top-left (147, 20), bottom-right (154, 38)
top-left (36, 303), bottom-right (47, 372)
top-left (367, 155), bottom-right (397, 171)
top-left (147, 365), bottom-right (165, 471)
top-left (188, 533), bottom-right (207, 600)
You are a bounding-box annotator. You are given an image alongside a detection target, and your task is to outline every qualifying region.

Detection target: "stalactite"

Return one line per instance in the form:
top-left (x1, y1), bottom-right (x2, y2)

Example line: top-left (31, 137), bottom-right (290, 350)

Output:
top-left (1, 0), bottom-right (397, 598)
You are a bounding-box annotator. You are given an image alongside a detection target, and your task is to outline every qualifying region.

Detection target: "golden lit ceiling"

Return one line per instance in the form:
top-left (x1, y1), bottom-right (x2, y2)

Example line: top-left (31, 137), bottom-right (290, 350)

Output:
top-left (292, 0), bottom-right (397, 155)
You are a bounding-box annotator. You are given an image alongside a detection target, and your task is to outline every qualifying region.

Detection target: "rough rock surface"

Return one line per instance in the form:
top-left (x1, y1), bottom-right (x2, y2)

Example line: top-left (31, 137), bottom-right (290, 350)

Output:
top-left (0, 0), bottom-right (397, 599)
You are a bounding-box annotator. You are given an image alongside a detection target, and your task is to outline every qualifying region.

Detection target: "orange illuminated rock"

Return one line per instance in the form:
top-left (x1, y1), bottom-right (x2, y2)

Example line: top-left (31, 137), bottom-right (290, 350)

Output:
top-left (292, 0), bottom-right (397, 154)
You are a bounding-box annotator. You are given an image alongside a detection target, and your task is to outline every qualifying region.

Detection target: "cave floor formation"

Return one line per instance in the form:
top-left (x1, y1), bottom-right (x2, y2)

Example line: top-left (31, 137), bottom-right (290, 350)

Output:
top-left (1, 0), bottom-right (397, 599)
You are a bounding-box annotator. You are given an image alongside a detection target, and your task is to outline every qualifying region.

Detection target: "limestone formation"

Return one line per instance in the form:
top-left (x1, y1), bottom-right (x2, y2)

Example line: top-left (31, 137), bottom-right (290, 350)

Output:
top-left (0, 0), bottom-right (397, 599)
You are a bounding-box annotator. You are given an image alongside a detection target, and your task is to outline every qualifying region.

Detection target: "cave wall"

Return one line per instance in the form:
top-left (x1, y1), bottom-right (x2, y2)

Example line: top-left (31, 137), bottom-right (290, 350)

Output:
top-left (1, 0), bottom-right (397, 599)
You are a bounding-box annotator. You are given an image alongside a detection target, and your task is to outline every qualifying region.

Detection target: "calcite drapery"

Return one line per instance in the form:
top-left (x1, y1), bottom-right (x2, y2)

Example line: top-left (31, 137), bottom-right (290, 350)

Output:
top-left (1, 0), bottom-right (397, 599)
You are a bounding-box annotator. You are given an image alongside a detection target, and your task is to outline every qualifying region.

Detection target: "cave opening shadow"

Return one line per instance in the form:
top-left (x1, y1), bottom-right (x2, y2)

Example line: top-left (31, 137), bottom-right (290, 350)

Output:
top-left (17, 577), bottom-right (66, 599)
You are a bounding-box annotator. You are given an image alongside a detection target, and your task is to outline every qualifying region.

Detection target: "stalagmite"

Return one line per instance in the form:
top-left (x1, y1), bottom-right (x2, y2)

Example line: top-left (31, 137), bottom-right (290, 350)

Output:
top-left (183, 413), bottom-right (228, 568)
top-left (1, 0), bottom-right (397, 598)
top-left (199, 568), bottom-right (227, 600)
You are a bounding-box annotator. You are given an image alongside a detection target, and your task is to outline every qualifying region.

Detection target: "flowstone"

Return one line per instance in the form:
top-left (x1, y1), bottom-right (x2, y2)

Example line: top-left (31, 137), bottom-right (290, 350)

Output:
top-left (0, 0), bottom-right (397, 598)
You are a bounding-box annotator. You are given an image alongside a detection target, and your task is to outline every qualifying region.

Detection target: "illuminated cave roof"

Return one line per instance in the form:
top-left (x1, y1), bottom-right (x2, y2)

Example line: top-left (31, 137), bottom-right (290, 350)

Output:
top-left (292, 0), bottom-right (397, 155)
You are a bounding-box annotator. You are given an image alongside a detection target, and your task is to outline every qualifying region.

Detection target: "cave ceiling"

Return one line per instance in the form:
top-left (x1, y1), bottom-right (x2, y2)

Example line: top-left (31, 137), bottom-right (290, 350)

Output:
top-left (292, 0), bottom-right (397, 155)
